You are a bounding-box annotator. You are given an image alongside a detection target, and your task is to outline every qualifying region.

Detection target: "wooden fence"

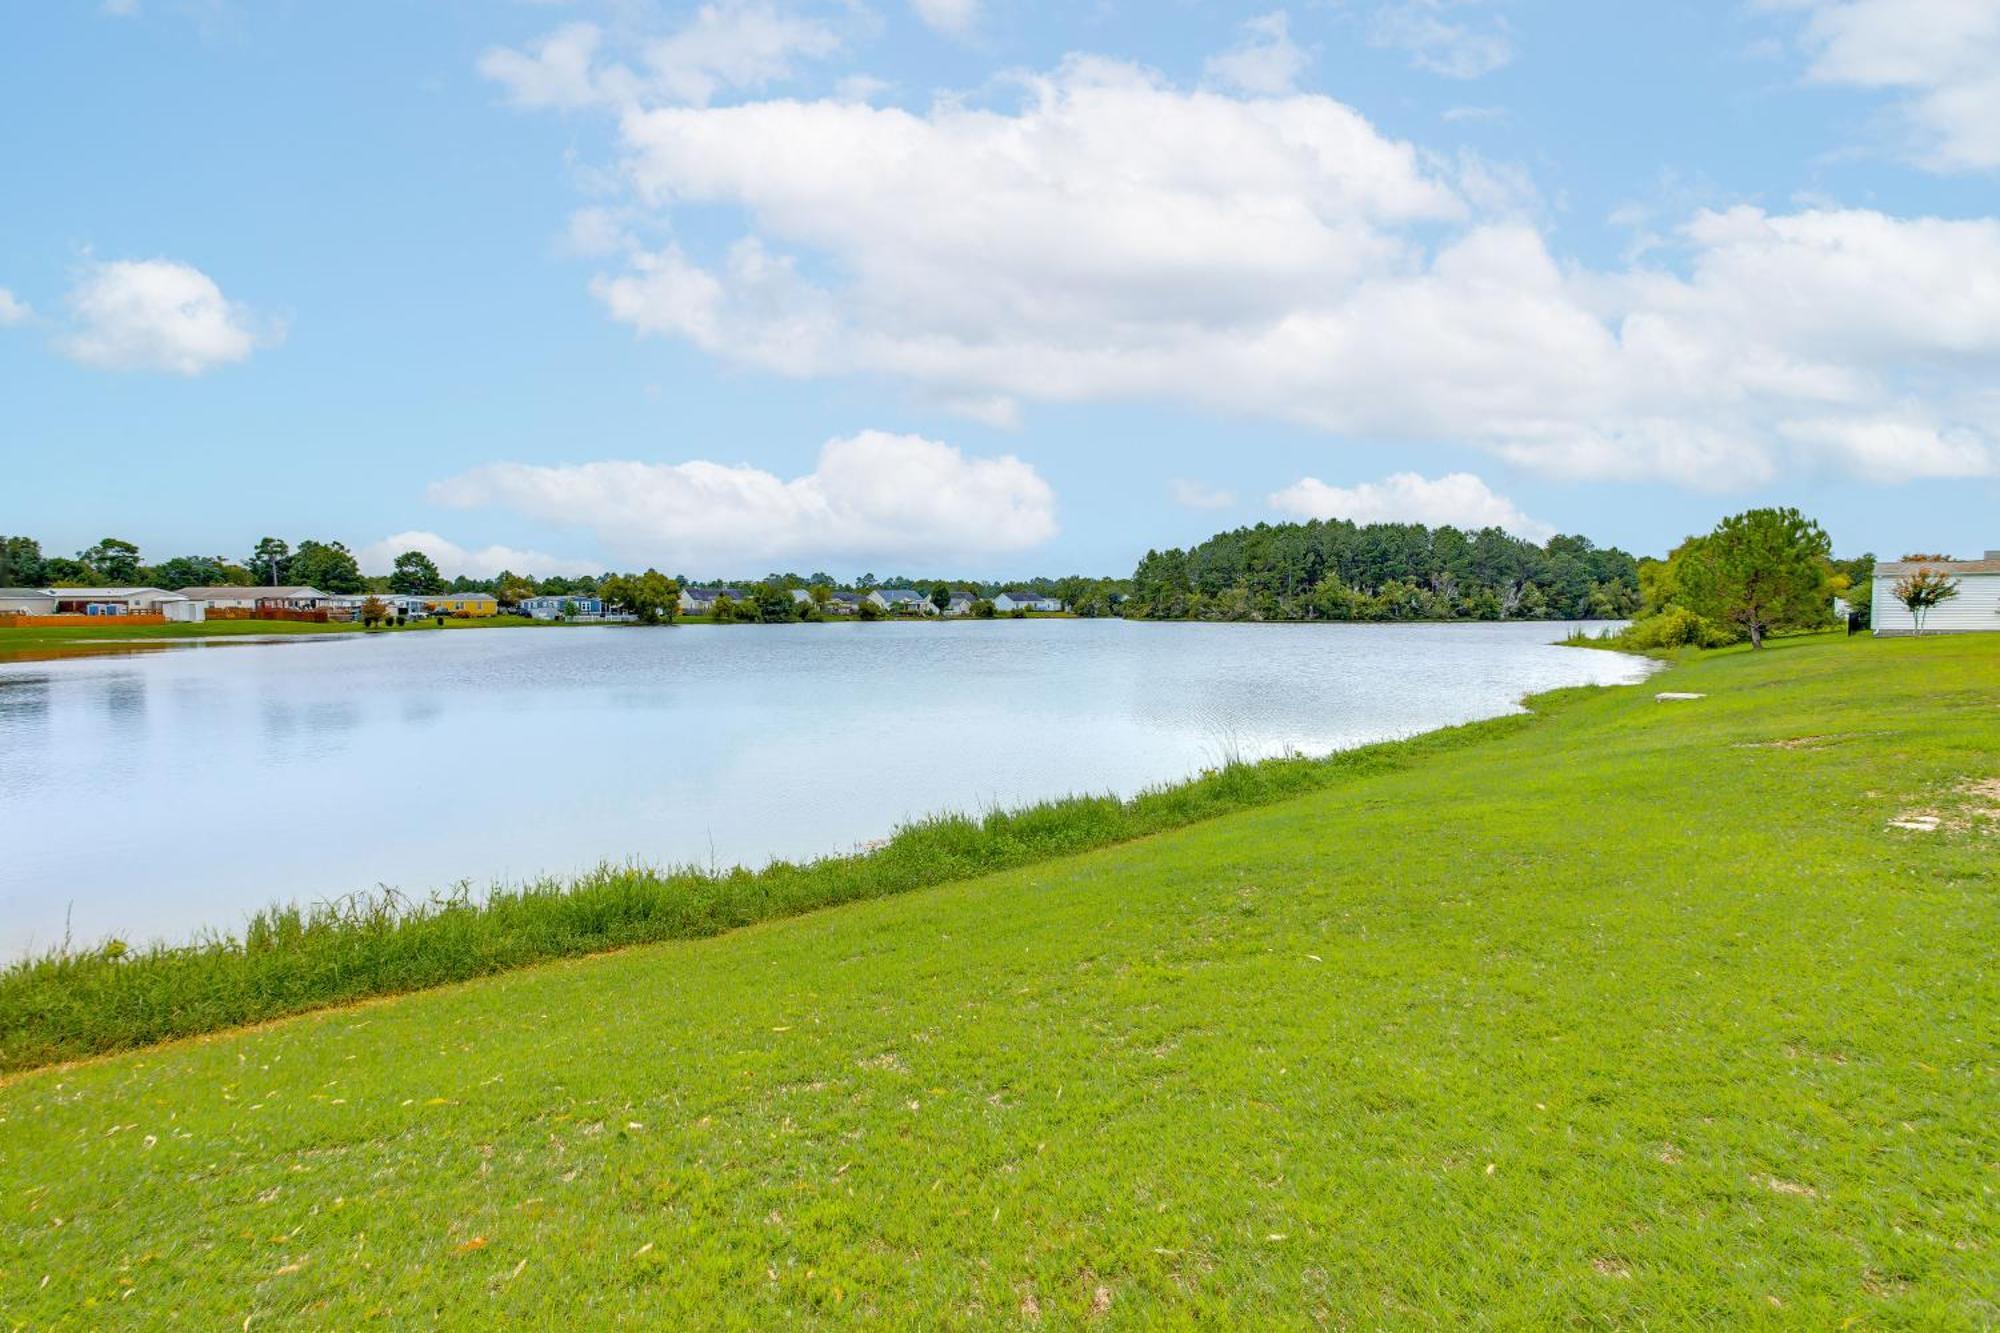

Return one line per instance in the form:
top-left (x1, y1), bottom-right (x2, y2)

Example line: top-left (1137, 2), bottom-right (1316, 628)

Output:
top-left (204, 607), bottom-right (335, 622)
top-left (0, 613), bottom-right (170, 628)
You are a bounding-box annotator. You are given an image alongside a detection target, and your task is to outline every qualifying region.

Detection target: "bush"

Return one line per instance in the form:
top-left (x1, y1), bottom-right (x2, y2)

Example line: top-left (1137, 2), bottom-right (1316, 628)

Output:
top-left (1618, 606), bottom-right (1739, 650)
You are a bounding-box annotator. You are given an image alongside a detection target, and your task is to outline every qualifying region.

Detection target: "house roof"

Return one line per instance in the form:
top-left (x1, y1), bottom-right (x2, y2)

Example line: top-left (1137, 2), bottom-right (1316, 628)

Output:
top-left (46, 587), bottom-right (183, 600)
top-left (875, 588), bottom-right (925, 601)
top-left (683, 586), bottom-right (744, 600)
top-left (0, 588), bottom-right (54, 598)
top-left (829, 591), bottom-right (863, 602)
top-left (1876, 555), bottom-right (2000, 576)
top-left (179, 585), bottom-right (327, 599)
top-left (999, 590), bottom-right (1049, 600)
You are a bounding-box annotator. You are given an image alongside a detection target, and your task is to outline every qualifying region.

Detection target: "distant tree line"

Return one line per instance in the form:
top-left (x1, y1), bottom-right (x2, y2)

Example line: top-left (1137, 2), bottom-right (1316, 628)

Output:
top-left (1127, 520), bottom-right (1643, 622)
top-left (0, 532), bottom-right (1120, 619)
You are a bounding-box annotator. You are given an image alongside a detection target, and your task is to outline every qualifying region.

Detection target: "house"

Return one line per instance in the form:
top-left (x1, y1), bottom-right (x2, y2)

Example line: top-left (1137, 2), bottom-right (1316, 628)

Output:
top-left (867, 588), bottom-right (938, 615)
top-left (520, 595), bottom-right (605, 621)
top-left (0, 588), bottom-right (58, 615)
top-left (679, 586), bottom-right (745, 615)
top-left (54, 587), bottom-right (202, 620)
top-left (824, 592), bottom-right (863, 615)
top-left (943, 591), bottom-right (978, 617)
top-left (324, 593), bottom-right (430, 619)
top-left (178, 585), bottom-right (330, 612)
top-left (993, 590), bottom-right (1063, 613)
top-left (1872, 552), bottom-right (2000, 636)
top-left (790, 589), bottom-right (814, 607)
top-left (429, 593), bottom-right (499, 618)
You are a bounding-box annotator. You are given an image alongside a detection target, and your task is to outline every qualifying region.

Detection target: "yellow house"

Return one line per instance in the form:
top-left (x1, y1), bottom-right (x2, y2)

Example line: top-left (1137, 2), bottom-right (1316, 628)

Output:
top-left (428, 593), bottom-right (500, 618)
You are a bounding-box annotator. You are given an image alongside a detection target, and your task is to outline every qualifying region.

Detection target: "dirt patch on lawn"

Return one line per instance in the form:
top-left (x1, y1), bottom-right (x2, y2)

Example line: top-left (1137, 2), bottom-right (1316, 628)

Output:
top-left (1886, 777), bottom-right (2000, 835)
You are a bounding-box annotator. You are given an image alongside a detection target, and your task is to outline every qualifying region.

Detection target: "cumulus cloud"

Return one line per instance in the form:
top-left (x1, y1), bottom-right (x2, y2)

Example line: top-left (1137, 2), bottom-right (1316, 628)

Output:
top-left (910, 0), bottom-right (979, 38)
top-left (59, 258), bottom-right (274, 374)
top-left (1370, 1), bottom-right (1514, 80)
top-left (358, 531), bottom-right (602, 580)
top-left (479, 2), bottom-right (841, 110)
top-left (492, 43), bottom-right (2000, 490)
top-left (1766, 0), bottom-right (2000, 172)
top-left (1204, 11), bottom-right (1309, 96)
top-left (0, 288), bottom-right (30, 325)
top-left (428, 430), bottom-right (1058, 570)
top-left (1270, 472), bottom-right (1555, 541)
top-left (1170, 479), bottom-right (1238, 510)
top-left (1777, 413), bottom-right (1998, 481)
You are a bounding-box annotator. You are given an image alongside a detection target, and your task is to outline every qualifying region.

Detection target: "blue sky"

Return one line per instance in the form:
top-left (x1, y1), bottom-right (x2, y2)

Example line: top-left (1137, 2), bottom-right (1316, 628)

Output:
top-left (4, 0), bottom-right (1997, 579)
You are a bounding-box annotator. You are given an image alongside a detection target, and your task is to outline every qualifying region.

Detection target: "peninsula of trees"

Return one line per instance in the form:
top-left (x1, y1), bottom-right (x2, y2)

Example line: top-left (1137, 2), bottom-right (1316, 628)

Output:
top-left (1127, 520), bottom-right (1643, 622)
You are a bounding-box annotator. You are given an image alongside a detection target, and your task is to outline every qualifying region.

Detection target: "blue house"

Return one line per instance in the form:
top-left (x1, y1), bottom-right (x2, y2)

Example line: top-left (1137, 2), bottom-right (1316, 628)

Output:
top-left (520, 595), bottom-right (605, 621)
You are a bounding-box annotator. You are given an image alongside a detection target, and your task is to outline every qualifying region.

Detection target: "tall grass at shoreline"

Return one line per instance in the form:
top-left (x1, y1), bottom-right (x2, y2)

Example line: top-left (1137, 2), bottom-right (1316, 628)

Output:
top-left (0, 709), bottom-right (1549, 1073)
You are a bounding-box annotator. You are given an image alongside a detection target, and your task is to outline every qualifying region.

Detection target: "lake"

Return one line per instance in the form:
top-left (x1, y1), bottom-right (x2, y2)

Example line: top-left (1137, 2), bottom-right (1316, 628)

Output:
top-left (0, 620), bottom-right (1652, 955)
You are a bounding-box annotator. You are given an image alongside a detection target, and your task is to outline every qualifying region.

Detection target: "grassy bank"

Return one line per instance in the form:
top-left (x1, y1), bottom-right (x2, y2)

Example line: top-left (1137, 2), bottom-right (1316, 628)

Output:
top-left (2, 632), bottom-right (1995, 1325)
top-left (0, 720), bottom-right (1513, 1072)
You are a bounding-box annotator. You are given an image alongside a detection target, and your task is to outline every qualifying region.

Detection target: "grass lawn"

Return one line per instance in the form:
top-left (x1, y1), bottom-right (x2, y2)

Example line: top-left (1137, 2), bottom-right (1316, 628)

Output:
top-left (1, 633), bottom-right (1994, 1325)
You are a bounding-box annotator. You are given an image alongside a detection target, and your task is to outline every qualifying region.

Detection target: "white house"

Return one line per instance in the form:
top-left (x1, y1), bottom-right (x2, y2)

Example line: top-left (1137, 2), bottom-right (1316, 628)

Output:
top-left (179, 585), bottom-right (330, 612)
top-left (993, 590), bottom-right (1063, 613)
top-left (942, 591), bottom-right (978, 617)
top-left (1, 587), bottom-right (203, 621)
top-left (1872, 552), bottom-right (2000, 635)
top-left (867, 588), bottom-right (938, 615)
top-left (0, 588), bottom-right (58, 615)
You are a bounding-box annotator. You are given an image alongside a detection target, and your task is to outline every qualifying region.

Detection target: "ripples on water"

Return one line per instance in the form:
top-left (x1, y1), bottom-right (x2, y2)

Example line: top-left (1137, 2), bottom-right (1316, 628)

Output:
top-left (0, 620), bottom-right (1652, 952)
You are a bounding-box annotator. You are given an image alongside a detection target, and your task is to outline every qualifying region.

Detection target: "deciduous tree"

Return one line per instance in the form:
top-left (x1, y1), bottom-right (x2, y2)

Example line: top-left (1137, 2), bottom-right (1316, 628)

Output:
top-left (1892, 563), bottom-right (1959, 636)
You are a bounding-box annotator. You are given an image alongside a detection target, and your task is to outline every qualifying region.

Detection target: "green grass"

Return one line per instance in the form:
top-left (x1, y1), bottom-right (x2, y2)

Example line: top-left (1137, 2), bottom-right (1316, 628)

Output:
top-left (1, 633), bottom-right (1995, 1326)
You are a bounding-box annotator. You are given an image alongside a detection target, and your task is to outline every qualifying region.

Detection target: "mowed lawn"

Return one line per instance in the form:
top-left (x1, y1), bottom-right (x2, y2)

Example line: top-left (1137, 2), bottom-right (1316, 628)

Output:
top-left (2, 634), bottom-right (1995, 1327)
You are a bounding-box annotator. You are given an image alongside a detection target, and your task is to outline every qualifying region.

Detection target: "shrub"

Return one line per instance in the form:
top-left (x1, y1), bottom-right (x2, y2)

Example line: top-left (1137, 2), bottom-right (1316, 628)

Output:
top-left (1618, 607), bottom-right (1739, 650)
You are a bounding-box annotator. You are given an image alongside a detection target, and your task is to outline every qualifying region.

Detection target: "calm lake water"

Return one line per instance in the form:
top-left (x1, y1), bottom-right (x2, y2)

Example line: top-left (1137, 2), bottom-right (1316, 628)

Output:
top-left (0, 620), bottom-right (1652, 954)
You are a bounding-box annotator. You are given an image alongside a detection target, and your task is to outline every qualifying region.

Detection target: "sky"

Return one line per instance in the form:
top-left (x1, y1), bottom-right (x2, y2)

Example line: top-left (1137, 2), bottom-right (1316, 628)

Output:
top-left (3, 0), bottom-right (1998, 580)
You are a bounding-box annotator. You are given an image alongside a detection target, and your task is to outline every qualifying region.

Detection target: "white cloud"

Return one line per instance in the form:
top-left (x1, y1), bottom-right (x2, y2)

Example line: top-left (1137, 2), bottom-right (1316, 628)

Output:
top-left (59, 258), bottom-right (273, 375)
top-left (910, 0), bottom-right (979, 38)
top-left (494, 46), bottom-right (2000, 491)
top-left (0, 288), bottom-right (30, 325)
top-left (1766, 0), bottom-right (2000, 172)
top-left (1204, 11), bottom-right (1309, 96)
top-left (1170, 479), bottom-right (1237, 510)
top-left (480, 22), bottom-right (608, 109)
top-left (1370, 2), bottom-right (1514, 80)
top-left (1778, 413), bottom-right (1998, 481)
top-left (428, 430), bottom-right (1058, 570)
top-left (358, 531), bottom-right (602, 580)
top-left (1270, 472), bottom-right (1555, 541)
top-left (479, 2), bottom-right (841, 111)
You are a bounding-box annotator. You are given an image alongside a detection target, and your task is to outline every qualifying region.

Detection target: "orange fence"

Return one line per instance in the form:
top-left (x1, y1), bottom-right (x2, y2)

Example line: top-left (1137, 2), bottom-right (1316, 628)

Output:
top-left (0, 613), bottom-right (170, 628)
top-left (204, 606), bottom-right (335, 622)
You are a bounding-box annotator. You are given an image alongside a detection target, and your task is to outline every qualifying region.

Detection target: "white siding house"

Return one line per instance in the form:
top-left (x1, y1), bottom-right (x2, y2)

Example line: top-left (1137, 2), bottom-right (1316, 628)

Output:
top-left (867, 589), bottom-right (938, 615)
top-left (179, 585), bottom-right (330, 611)
top-left (1872, 552), bottom-right (2000, 635)
top-left (993, 591), bottom-right (1063, 613)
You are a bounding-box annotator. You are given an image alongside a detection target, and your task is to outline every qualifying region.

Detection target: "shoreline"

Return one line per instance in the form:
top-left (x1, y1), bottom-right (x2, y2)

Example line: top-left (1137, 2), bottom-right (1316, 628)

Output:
top-left (0, 611), bottom-right (1637, 665)
top-left (0, 643), bottom-right (1657, 1073)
